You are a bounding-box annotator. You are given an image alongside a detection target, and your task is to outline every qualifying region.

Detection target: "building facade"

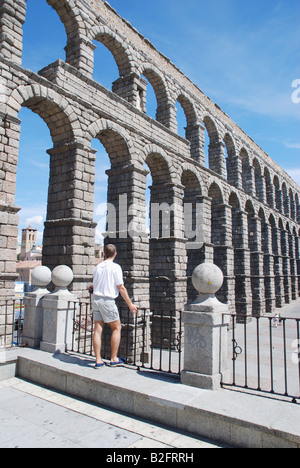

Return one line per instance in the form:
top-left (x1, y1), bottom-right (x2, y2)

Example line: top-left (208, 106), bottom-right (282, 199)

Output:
top-left (0, 0), bottom-right (299, 322)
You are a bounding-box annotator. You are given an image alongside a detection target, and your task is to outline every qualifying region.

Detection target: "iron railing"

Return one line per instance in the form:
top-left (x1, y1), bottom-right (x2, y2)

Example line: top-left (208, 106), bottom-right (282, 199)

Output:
top-left (0, 300), bottom-right (24, 348)
top-left (222, 314), bottom-right (300, 403)
top-left (68, 301), bottom-right (183, 376)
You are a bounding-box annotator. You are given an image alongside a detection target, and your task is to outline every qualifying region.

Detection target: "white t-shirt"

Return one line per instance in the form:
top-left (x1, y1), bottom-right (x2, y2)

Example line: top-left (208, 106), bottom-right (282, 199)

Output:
top-left (93, 260), bottom-right (124, 299)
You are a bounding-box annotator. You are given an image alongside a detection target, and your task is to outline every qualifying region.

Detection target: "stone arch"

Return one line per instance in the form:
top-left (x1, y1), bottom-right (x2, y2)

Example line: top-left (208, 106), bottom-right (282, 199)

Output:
top-left (181, 168), bottom-right (203, 302)
top-left (141, 144), bottom-right (173, 183)
top-left (279, 218), bottom-right (291, 303)
top-left (289, 188), bottom-right (296, 220)
top-left (229, 191), bottom-right (241, 210)
top-left (175, 92), bottom-right (198, 130)
top-left (292, 225), bottom-right (300, 297)
top-left (202, 115), bottom-right (225, 175)
top-left (203, 115), bottom-right (219, 142)
top-left (181, 168), bottom-right (202, 242)
top-left (139, 64), bottom-right (173, 128)
top-left (228, 191), bottom-right (244, 314)
top-left (246, 199), bottom-right (264, 315)
top-left (259, 207), bottom-right (275, 312)
top-left (258, 207), bottom-right (268, 252)
top-left (253, 157), bottom-right (264, 202)
top-left (296, 193), bottom-right (300, 223)
top-left (240, 148), bottom-right (253, 195)
top-left (175, 92), bottom-right (201, 159)
top-left (282, 182), bottom-right (289, 217)
top-left (245, 199), bottom-right (255, 216)
top-left (47, 0), bottom-right (81, 37)
top-left (273, 175), bottom-right (282, 212)
top-left (224, 133), bottom-right (238, 186)
top-left (91, 25), bottom-right (133, 78)
top-left (181, 169), bottom-right (202, 193)
top-left (208, 182), bottom-right (224, 247)
top-left (269, 213), bottom-right (278, 253)
top-left (180, 163), bottom-right (202, 191)
top-left (85, 118), bottom-right (137, 165)
top-left (207, 179), bottom-right (225, 201)
top-left (145, 151), bottom-right (172, 186)
top-left (47, 0), bottom-right (91, 73)
top-left (245, 199), bottom-right (256, 252)
top-left (229, 192), bottom-right (242, 251)
top-left (264, 167), bottom-right (274, 208)
top-left (7, 84), bottom-right (79, 144)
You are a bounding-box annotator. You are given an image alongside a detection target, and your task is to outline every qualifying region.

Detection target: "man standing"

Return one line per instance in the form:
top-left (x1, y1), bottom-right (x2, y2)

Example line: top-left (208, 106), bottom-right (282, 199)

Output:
top-left (91, 244), bottom-right (138, 368)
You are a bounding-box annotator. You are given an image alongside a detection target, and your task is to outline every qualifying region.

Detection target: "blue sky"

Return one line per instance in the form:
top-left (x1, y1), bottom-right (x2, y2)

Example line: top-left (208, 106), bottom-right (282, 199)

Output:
top-left (17, 0), bottom-right (300, 244)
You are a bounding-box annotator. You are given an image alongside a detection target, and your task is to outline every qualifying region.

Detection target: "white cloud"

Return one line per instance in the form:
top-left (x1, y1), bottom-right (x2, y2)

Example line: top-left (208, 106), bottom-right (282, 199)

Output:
top-left (25, 215), bottom-right (44, 227)
top-left (36, 230), bottom-right (44, 246)
top-left (284, 168), bottom-right (300, 186)
top-left (284, 142), bottom-right (300, 150)
top-left (95, 203), bottom-right (107, 217)
top-left (95, 218), bottom-right (107, 244)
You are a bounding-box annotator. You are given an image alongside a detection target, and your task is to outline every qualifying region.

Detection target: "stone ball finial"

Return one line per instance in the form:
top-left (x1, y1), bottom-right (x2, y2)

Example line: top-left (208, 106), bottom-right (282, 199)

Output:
top-left (31, 266), bottom-right (52, 288)
top-left (192, 263), bottom-right (224, 295)
top-left (51, 265), bottom-right (74, 289)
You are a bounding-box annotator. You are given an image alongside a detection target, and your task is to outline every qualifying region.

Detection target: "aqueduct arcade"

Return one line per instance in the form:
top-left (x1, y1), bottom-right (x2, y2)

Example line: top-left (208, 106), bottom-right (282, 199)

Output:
top-left (0, 0), bottom-right (300, 331)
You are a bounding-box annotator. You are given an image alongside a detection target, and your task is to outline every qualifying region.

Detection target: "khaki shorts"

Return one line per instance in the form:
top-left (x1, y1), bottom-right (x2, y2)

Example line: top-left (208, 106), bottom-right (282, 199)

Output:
top-left (92, 296), bottom-right (120, 323)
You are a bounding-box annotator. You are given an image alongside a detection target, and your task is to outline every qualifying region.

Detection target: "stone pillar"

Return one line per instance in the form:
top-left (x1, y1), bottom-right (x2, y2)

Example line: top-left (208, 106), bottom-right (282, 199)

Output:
top-left (185, 124), bottom-right (205, 163)
top-left (235, 210), bottom-right (252, 316)
top-left (275, 188), bottom-right (283, 213)
top-left (262, 223), bottom-right (276, 313)
top-left (105, 163), bottom-right (150, 362)
top-left (156, 102), bottom-right (177, 132)
top-left (208, 141), bottom-right (226, 178)
top-left (227, 156), bottom-right (242, 189)
top-left (294, 234), bottom-right (300, 297)
top-left (273, 226), bottom-right (285, 308)
top-left (289, 231), bottom-right (297, 300)
top-left (43, 143), bottom-right (96, 297)
top-left (0, 112), bottom-right (22, 303)
top-left (256, 174), bottom-right (266, 204)
top-left (65, 37), bottom-right (96, 79)
top-left (242, 163), bottom-right (255, 197)
top-left (22, 266), bottom-right (51, 349)
top-left (281, 228), bottom-right (292, 304)
top-left (112, 74), bottom-right (147, 109)
top-left (40, 266), bottom-right (77, 354)
top-left (213, 204), bottom-right (235, 312)
top-left (249, 216), bottom-right (266, 316)
top-left (181, 263), bottom-right (230, 390)
top-left (0, 0), bottom-right (26, 65)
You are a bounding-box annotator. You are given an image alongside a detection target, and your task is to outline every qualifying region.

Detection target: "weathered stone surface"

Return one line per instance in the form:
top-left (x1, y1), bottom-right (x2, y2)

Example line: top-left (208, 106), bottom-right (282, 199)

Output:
top-left (0, 0), bottom-right (299, 328)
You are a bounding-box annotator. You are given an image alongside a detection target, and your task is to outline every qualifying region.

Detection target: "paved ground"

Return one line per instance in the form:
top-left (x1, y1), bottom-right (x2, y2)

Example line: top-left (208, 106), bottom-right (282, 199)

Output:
top-left (224, 300), bottom-right (300, 399)
top-left (0, 377), bottom-right (225, 449)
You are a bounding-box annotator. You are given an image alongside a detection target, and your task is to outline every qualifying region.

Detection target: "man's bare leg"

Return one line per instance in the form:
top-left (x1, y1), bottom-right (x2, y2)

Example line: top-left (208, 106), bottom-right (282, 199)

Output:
top-left (109, 320), bottom-right (122, 362)
top-left (93, 321), bottom-right (104, 364)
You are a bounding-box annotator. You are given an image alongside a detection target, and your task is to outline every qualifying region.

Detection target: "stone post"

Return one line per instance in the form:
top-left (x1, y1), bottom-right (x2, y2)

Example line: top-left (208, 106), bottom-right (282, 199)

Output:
top-left (181, 263), bottom-right (230, 390)
top-left (40, 266), bottom-right (77, 354)
top-left (22, 266), bottom-right (52, 349)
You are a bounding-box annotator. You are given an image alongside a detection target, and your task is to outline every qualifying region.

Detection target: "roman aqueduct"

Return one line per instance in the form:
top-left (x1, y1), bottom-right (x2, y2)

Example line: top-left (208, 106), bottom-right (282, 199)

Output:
top-left (1, 0), bottom-right (300, 328)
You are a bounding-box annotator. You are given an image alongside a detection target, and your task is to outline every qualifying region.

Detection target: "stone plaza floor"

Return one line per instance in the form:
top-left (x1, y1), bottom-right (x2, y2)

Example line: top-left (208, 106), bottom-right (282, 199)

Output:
top-left (0, 377), bottom-right (224, 449)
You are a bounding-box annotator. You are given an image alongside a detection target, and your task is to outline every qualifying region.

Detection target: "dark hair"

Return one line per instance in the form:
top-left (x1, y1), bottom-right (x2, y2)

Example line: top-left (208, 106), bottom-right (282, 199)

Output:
top-left (104, 244), bottom-right (117, 259)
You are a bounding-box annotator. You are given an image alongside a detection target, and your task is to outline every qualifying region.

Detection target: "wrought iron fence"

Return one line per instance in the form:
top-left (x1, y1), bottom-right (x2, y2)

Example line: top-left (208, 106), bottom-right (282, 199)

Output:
top-left (67, 300), bottom-right (183, 376)
top-left (222, 314), bottom-right (300, 404)
top-left (0, 300), bottom-right (24, 348)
